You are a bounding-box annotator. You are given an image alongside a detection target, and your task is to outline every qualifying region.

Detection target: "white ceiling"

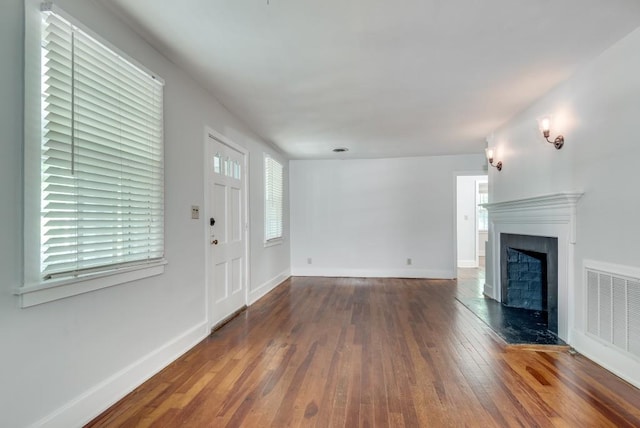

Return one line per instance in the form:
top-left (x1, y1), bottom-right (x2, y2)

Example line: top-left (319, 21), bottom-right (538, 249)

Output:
top-left (101, 0), bottom-right (640, 159)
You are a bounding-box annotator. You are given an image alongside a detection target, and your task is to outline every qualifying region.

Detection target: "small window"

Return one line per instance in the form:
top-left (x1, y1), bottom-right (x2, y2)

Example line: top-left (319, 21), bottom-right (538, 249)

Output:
top-left (264, 155), bottom-right (283, 243)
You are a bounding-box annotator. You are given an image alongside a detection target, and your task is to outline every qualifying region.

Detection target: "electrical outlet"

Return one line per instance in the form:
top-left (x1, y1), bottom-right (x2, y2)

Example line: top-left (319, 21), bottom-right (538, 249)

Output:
top-left (191, 205), bottom-right (200, 219)
top-left (307, 258), bottom-right (312, 264)
top-left (407, 258), bottom-right (412, 266)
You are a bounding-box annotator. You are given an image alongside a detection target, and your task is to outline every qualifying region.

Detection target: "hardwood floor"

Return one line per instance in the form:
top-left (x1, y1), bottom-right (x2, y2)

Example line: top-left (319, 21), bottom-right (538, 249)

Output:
top-left (88, 275), bottom-right (640, 427)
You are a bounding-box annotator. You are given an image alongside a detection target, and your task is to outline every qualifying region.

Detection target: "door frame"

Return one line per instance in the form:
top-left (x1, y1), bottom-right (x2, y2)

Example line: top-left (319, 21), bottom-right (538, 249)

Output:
top-left (452, 170), bottom-right (487, 276)
top-left (203, 126), bottom-right (250, 330)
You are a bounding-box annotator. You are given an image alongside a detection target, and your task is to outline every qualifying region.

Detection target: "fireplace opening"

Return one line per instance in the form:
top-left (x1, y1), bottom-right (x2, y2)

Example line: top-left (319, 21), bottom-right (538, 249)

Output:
top-left (456, 232), bottom-right (564, 345)
top-left (500, 233), bottom-right (558, 336)
top-left (505, 248), bottom-right (547, 313)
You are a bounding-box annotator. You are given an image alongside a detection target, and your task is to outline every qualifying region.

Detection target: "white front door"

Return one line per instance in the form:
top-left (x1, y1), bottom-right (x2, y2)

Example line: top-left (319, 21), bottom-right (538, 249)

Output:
top-left (206, 131), bottom-right (248, 329)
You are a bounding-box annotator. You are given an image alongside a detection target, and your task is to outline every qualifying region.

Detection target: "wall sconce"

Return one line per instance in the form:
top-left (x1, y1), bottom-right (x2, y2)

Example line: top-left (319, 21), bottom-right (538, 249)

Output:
top-left (485, 148), bottom-right (502, 171)
top-left (538, 116), bottom-right (564, 149)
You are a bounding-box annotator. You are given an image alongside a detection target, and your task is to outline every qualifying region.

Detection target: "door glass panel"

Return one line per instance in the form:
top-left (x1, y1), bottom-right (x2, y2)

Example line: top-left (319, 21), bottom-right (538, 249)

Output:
top-left (213, 153), bottom-right (221, 174)
top-left (224, 157), bottom-right (230, 177)
top-left (233, 161), bottom-right (241, 179)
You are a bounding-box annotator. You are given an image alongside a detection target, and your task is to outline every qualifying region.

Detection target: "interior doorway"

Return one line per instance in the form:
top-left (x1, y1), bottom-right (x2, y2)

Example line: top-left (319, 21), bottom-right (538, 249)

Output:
top-left (456, 174), bottom-right (488, 269)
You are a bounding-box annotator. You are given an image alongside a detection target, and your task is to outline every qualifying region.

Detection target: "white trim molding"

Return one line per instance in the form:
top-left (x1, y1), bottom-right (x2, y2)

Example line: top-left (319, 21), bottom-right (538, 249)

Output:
top-left (17, 261), bottom-right (167, 308)
top-left (484, 192), bottom-right (583, 342)
top-left (249, 269), bottom-right (290, 305)
top-left (30, 322), bottom-right (208, 428)
top-left (457, 260), bottom-right (479, 268)
top-left (572, 330), bottom-right (640, 390)
top-left (483, 192), bottom-right (583, 243)
top-left (483, 192), bottom-right (584, 211)
top-left (290, 267), bottom-right (455, 279)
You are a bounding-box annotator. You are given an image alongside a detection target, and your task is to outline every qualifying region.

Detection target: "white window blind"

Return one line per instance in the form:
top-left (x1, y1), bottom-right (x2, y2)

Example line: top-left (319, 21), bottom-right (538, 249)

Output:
top-left (39, 8), bottom-right (164, 280)
top-left (264, 155), bottom-right (283, 242)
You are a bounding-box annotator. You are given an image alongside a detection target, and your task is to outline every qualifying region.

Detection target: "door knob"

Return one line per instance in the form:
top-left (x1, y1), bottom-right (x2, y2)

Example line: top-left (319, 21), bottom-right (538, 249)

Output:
top-left (211, 239), bottom-right (218, 245)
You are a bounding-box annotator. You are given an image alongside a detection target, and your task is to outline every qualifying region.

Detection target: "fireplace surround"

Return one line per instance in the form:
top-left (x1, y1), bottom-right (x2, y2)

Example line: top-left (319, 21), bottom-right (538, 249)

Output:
top-left (483, 192), bottom-right (583, 341)
top-left (500, 233), bottom-right (558, 334)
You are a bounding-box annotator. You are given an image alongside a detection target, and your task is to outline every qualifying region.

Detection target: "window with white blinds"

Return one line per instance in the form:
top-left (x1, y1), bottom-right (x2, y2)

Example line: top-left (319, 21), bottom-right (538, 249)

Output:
top-left (38, 7), bottom-right (164, 280)
top-left (264, 155), bottom-right (283, 243)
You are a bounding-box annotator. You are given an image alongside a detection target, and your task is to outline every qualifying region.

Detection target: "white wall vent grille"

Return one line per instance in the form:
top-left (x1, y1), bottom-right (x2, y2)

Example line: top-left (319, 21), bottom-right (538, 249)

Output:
top-left (585, 261), bottom-right (640, 359)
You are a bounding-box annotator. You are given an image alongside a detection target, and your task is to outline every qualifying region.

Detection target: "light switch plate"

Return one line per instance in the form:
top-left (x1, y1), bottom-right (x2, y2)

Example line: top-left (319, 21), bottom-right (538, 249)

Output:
top-left (191, 205), bottom-right (200, 219)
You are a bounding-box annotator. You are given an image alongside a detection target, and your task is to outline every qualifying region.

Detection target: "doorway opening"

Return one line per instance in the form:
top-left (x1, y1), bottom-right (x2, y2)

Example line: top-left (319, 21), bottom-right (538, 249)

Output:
top-left (456, 175), bottom-right (488, 270)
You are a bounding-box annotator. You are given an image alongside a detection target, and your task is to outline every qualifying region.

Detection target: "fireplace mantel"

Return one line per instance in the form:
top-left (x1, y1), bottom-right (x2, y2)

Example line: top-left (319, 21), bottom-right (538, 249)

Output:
top-left (483, 192), bottom-right (583, 243)
top-left (483, 192), bottom-right (584, 212)
top-left (483, 191), bottom-right (583, 342)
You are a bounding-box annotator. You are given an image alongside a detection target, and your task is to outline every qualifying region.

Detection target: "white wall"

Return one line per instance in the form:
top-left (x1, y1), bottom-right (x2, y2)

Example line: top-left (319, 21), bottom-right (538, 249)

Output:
top-left (478, 231), bottom-right (488, 257)
top-left (290, 155), bottom-right (485, 278)
top-left (456, 175), bottom-right (486, 268)
top-left (487, 26), bottom-right (640, 387)
top-left (0, 1), bottom-right (289, 426)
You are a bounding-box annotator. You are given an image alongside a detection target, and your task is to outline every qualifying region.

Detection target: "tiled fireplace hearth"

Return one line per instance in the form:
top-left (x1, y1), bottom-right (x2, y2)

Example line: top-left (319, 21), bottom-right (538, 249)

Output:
top-left (484, 192), bottom-right (583, 341)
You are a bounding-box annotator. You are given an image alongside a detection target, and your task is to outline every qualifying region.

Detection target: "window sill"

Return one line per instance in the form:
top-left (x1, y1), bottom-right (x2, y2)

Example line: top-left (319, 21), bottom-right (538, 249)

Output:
top-left (16, 259), bottom-right (167, 308)
top-left (264, 238), bottom-right (284, 248)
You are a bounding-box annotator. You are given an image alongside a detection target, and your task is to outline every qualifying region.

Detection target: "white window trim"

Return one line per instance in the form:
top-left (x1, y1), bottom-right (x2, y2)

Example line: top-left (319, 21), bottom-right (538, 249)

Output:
top-left (264, 237), bottom-right (284, 248)
top-left (20, 0), bottom-right (166, 307)
top-left (16, 260), bottom-right (167, 307)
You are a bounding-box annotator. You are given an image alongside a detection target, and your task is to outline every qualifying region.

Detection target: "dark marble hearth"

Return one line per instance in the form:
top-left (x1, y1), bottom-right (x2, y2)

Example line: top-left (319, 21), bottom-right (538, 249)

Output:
top-left (457, 296), bottom-right (567, 346)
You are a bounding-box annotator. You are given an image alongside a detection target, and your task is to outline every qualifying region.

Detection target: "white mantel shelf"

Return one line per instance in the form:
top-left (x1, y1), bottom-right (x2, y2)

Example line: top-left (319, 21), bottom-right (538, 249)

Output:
top-left (483, 191), bottom-right (584, 244)
top-left (482, 192), bottom-right (584, 212)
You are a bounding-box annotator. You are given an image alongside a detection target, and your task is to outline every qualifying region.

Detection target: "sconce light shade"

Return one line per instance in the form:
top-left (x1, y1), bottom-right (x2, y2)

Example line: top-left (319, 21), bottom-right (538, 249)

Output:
top-left (485, 148), bottom-right (494, 160)
top-left (539, 117), bottom-right (551, 137)
top-left (537, 116), bottom-right (564, 149)
top-left (485, 147), bottom-right (502, 171)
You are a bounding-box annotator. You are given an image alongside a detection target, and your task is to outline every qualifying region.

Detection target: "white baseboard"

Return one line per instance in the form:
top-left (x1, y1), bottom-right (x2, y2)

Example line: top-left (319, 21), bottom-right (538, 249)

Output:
top-left (29, 271), bottom-right (293, 428)
top-left (32, 322), bottom-right (209, 428)
top-left (290, 267), bottom-right (455, 279)
top-left (483, 282), bottom-right (495, 299)
top-left (249, 269), bottom-right (290, 305)
top-left (571, 329), bottom-right (640, 390)
top-left (457, 260), bottom-right (478, 268)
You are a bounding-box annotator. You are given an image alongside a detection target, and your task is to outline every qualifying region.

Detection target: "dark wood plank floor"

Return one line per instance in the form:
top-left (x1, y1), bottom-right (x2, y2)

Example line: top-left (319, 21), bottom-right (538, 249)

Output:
top-left (88, 275), bottom-right (640, 427)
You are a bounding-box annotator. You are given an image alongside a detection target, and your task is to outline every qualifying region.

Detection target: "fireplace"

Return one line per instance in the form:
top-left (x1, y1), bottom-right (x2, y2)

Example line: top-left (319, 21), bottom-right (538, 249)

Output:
top-left (500, 233), bottom-right (559, 335)
top-left (484, 192), bottom-right (583, 342)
